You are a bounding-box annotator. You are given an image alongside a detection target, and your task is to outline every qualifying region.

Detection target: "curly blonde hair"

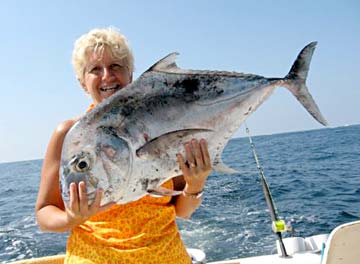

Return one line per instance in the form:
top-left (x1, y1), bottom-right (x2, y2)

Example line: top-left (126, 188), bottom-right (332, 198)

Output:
top-left (72, 27), bottom-right (134, 81)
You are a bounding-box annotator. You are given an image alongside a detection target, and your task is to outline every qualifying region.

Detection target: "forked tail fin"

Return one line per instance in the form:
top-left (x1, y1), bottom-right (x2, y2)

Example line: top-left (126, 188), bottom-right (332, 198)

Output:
top-left (284, 42), bottom-right (328, 126)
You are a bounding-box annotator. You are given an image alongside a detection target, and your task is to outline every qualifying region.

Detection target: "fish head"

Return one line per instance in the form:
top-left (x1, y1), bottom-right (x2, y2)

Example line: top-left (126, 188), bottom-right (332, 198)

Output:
top-left (60, 124), bottom-right (132, 206)
top-left (60, 145), bottom-right (98, 206)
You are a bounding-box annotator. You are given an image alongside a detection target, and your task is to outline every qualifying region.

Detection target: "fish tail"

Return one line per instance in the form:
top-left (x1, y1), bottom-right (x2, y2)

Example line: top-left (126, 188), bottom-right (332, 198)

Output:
top-left (284, 42), bottom-right (328, 126)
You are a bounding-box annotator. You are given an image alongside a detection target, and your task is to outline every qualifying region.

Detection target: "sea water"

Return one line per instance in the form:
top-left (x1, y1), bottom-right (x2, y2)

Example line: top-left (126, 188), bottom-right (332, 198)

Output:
top-left (1, 125), bottom-right (359, 263)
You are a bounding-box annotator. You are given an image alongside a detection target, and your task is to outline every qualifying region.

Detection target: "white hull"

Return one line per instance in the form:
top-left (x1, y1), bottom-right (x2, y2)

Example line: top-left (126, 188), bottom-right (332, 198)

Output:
top-left (207, 220), bottom-right (360, 264)
top-left (209, 252), bottom-right (321, 264)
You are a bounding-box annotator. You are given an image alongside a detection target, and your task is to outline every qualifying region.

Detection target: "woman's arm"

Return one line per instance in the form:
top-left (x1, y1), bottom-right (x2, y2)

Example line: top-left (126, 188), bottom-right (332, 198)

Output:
top-left (36, 120), bottom-right (77, 232)
top-left (172, 139), bottom-right (211, 219)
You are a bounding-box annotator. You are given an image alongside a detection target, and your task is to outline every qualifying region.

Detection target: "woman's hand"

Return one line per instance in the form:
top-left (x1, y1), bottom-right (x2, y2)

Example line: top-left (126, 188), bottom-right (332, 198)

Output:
top-left (177, 138), bottom-right (212, 194)
top-left (65, 181), bottom-right (114, 228)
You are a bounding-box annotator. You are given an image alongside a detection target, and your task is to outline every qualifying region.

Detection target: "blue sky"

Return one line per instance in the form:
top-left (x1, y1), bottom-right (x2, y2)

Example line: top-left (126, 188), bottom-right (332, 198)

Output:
top-left (0, 1), bottom-right (359, 163)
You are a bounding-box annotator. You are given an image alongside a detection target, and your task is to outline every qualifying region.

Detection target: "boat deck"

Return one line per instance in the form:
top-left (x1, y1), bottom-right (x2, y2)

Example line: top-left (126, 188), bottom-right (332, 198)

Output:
top-left (209, 252), bottom-right (321, 264)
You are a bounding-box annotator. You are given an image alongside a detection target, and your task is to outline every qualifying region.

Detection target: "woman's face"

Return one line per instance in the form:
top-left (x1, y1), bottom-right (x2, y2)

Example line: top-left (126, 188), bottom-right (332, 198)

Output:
top-left (81, 46), bottom-right (132, 104)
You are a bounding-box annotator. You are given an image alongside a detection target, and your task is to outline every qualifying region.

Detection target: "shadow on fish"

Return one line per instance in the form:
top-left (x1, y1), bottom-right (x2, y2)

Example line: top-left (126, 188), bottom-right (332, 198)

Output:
top-left (60, 42), bottom-right (327, 206)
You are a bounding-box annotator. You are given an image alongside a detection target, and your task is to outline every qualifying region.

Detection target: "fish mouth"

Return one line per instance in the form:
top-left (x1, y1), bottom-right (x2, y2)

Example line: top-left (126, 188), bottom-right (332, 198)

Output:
top-left (62, 189), bottom-right (97, 205)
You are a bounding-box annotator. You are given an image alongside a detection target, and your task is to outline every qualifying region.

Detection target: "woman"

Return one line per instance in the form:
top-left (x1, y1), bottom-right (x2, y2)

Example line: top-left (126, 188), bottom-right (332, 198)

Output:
top-left (35, 27), bottom-right (211, 263)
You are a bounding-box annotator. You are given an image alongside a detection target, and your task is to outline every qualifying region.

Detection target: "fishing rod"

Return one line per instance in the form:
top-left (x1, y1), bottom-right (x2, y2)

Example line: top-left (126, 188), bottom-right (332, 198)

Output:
top-left (244, 123), bottom-right (290, 258)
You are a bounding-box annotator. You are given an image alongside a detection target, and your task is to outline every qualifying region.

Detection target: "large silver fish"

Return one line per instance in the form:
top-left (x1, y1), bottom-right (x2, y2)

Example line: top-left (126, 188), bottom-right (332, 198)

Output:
top-left (60, 42), bottom-right (327, 206)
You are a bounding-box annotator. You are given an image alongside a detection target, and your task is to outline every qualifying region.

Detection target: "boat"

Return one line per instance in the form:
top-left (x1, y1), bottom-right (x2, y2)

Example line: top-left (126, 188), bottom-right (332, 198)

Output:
top-left (9, 220), bottom-right (360, 264)
top-left (208, 220), bottom-right (360, 264)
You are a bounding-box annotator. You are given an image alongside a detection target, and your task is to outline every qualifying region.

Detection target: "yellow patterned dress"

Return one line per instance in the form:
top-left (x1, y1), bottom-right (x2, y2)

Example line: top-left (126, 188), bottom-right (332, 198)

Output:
top-left (64, 179), bottom-right (192, 264)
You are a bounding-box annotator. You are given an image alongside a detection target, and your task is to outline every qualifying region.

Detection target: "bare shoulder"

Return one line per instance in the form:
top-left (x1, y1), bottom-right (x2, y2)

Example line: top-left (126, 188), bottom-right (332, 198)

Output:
top-left (45, 117), bottom-right (81, 157)
top-left (55, 118), bottom-right (80, 136)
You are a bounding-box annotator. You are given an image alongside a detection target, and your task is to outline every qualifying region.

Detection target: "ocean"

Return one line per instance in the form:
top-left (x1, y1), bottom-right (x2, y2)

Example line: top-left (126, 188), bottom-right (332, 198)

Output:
top-left (1, 125), bottom-right (359, 263)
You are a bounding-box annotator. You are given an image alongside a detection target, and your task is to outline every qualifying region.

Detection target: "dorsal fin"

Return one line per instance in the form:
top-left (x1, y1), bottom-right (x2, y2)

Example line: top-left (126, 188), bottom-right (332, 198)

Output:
top-left (146, 52), bottom-right (180, 72)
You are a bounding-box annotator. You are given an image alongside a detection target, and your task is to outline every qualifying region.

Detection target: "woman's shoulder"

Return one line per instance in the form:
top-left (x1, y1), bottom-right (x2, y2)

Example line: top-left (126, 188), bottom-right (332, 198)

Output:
top-left (54, 117), bottom-right (81, 138)
top-left (42, 117), bottom-right (82, 172)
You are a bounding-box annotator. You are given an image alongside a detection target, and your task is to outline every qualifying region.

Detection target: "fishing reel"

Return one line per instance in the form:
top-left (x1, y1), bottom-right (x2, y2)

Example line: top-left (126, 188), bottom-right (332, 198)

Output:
top-left (272, 219), bottom-right (294, 234)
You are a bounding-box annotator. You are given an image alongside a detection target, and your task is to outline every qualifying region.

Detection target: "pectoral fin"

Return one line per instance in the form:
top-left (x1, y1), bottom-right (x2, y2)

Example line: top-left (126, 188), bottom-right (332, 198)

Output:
top-left (147, 186), bottom-right (183, 197)
top-left (136, 128), bottom-right (212, 160)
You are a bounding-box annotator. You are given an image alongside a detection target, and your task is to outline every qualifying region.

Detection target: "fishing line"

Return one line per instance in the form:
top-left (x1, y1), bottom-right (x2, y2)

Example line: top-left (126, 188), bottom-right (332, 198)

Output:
top-left (244, 122), bottom-right (290, 258)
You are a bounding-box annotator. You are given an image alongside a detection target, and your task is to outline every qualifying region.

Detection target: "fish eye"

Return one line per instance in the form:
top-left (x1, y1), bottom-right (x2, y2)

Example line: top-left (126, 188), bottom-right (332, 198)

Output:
top-left (75, 158), bottom-right (90, 172)
top-left (71, 153), bottom-right (92, 172)
top-left (77, 160), bottom-right (88, 170)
